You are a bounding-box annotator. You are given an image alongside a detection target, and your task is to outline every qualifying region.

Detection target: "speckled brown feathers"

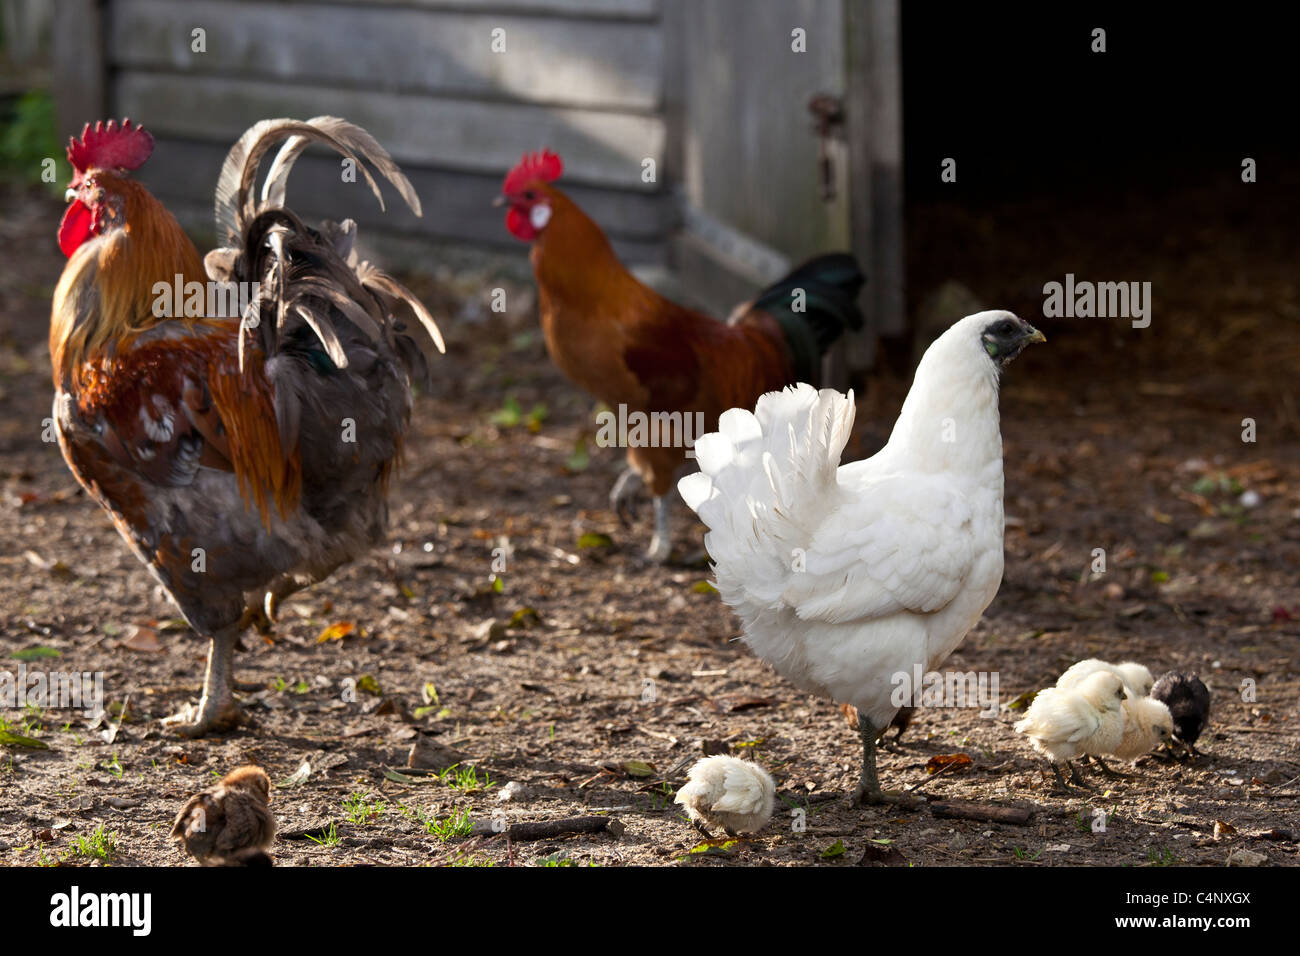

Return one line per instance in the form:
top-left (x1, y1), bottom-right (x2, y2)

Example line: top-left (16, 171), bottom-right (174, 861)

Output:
top-left (49, 117), bottom-right (442, 736)
top-left (171, 766), bottom-right (275, 866)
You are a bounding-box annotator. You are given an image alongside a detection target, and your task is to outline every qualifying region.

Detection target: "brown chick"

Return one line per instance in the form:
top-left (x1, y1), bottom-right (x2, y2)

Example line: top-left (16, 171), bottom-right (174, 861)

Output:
top-left (171, 765), bottom-right (275, 866)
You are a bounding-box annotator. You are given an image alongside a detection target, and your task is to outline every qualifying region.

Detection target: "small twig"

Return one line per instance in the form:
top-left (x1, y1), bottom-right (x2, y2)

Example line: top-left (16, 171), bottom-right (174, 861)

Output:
top-left (1222, 725), bottom-right (1291, 735)
top-left (428, 835), bottom-right (486, 867)
top-left (905, 760), bottom-right (961, 795)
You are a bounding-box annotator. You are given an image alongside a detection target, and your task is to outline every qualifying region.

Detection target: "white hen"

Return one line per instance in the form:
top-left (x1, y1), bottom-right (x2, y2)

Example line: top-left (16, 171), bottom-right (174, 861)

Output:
top-left (674, 755), bottom-right (777, 836)
top-left (1014, 671), bottom-right (1128, 791)
top-left (679, 311), bottom-right (1045, 804)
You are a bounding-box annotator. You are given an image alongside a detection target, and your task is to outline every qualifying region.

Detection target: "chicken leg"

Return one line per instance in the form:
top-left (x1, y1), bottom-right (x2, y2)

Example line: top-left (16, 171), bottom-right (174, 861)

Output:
top-left (646, 495), bottom-right (673, 564)
top-left (1046, 760), bottom-right (1092, 794)
top-left (609, 467), bottom-right (643, 526)
top-left (1090, 756), bottom-right (1128, 778)
top-left (852, 713), bottom-right (923, 807)
top-left (163, 625), bottom-right (246, 737)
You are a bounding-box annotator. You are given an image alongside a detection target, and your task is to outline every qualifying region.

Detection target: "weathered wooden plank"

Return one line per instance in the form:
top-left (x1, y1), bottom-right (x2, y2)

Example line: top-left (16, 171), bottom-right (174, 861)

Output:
top-left (113, 71), bottom-right (665, 190)
top-left (847, 0), bottom-right (903, 341)
top-left (52, 0), bottom-right (104, 141)
top-left (676, 0), bottom-right (849, 262)
top-left (3, 0), bottom-right (53, 66)
top-left (670, 232), bottom-right (776, 319)
top-left (139, 137), bottom-right (675, 244)
top-left (159, 197), bottom-right (667, 270)
top-left (109, 0), bottom-right (663, 111)
top-left (344, 0), bottom-right (659, 20)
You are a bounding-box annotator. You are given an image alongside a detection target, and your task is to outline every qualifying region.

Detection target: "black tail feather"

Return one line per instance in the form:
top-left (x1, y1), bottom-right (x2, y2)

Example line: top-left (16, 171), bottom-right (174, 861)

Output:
top-left (752, 253), bottom-right (866, 381)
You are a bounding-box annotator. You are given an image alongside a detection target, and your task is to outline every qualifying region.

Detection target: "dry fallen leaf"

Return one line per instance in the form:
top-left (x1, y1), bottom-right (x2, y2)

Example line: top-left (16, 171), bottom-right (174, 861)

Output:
top-left (925, 753), bottom-right (973, 775)
top-left (118, 624), bottom-right (162, 653)
top-left (858, 841), bottom-right (908, 866)
top-left (316, 620), bottom-right (356, 643)
top-left (1005, 689), bottom-right (1039, 711)
top-left (711, 695), bottom-right (778, 714)
top-left (279, 760), bottom-right (312, 788)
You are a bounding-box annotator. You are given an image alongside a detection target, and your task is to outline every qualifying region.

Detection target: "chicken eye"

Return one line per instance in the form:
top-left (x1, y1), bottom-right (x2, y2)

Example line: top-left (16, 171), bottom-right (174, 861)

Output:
top-left (996, 321), bottom-right (1015, 335)
top-left (523, 190), bottom-right (537, 201)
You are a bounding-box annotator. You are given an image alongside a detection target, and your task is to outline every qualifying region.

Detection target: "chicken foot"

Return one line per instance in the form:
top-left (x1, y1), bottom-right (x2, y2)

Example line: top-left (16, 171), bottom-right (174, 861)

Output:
top-left (162, 625), bottom-right (246, 737)
top-left (610, 467), bottom-right (674, 562)
top-left (1047, 760), bottom-right (1093, 794)
top-left (1090, 756), bottom-right (1128, 778)
top-left (852, 713), bottom-right (924, 807)
top-left (609, 467), bottom-right (643, 526)
top-left (238, 602), bottom-right (274, 638)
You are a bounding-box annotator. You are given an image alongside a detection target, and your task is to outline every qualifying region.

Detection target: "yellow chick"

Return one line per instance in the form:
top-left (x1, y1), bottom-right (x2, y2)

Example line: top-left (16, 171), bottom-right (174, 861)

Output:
top-left (1108, 695), bottom-right (1175, 763)
top-left (1057, 658), bottom-right (1154, 698)
top-left (1014, 671), bottom-right (1127, 792)
top-left (674, 755), bottom-right (776, 837)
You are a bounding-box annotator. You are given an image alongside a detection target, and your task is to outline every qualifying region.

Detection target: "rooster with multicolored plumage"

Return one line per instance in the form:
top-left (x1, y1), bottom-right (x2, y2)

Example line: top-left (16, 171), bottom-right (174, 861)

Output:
top-left (49, 116), bottom-right (444, 736)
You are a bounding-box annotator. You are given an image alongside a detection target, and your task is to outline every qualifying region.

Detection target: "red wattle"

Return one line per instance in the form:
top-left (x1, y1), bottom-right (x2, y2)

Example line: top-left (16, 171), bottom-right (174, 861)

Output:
top-left (58, 200), bottom-right (95, 257)
top-left (506, 205), bottom-right (536, 242)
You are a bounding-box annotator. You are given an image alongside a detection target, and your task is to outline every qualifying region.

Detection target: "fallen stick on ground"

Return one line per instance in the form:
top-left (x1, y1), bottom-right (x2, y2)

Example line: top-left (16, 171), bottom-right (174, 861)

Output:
top-left (1221, 725), bottom-right (1292, 735)
top-left (1250, 828), bottom-right (1298, 842)
top-left (929, 799), bottom-right (1035, 825)
top-left (482, 816), bottom-right (626, 842)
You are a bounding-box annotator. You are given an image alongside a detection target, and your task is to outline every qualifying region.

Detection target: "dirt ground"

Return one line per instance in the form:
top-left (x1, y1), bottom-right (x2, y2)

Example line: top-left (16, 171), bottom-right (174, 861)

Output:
top-left (1, 175), bottom-right (1297, 868)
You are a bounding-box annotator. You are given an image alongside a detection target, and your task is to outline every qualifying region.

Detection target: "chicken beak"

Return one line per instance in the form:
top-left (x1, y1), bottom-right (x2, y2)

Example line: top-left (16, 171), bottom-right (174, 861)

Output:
top-left (492, 195), bottom-right (507, 208)
top-left (1024, 326), bottom-right (1047, 345)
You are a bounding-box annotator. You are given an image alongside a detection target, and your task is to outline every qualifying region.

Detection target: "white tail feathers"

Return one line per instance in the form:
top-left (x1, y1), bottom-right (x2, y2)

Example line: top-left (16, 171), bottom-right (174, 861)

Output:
top-left (718, 406), bottom-right (764, 445)
top-left (678, 384), bottom-right (855, 611)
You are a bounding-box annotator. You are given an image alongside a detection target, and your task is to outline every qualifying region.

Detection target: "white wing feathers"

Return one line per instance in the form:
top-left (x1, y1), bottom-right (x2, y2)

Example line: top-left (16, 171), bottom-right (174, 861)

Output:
top-left (785, 475), bottom-right (975, 624)
top-left (680, 383), bottom-right (976, 627)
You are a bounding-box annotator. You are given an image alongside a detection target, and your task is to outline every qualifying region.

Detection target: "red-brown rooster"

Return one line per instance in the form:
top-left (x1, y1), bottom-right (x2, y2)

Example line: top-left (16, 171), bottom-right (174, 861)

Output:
top-left (50, 117), bottom-right (444, 736)
top-left (500, 150), bottom-right (864, 561)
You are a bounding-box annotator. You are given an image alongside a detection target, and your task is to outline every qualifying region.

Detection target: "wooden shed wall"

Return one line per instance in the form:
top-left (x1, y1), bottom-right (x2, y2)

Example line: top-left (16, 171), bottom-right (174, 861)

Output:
top-left (72, 0), bottom-right (671, 262)
top-left (52, 0), bottom-right (903, 348)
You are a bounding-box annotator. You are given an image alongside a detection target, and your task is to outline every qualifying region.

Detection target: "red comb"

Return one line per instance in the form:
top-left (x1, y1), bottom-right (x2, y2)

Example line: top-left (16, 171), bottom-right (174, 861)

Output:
top-left (67, 119), bottom-right (154, 177)
top-left (503, 149), bottom-right (563, 195)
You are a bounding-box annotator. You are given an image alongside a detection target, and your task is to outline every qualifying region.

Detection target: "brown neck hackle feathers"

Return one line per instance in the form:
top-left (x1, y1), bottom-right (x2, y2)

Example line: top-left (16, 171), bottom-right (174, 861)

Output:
top-left (51, 174), bottom-right (207, 385)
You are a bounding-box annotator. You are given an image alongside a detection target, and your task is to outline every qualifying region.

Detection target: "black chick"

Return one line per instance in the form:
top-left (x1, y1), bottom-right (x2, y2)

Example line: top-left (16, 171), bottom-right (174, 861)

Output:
top-left (1151, 671), bottom-right (1211, 756)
